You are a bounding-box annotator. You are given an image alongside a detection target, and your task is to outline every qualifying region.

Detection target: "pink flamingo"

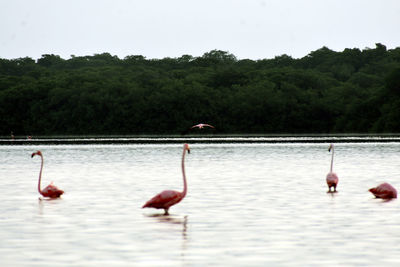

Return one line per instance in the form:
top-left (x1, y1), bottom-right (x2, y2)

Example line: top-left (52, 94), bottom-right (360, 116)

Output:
top-left (143, 144), bottom-right (190, 215)
top-left (326, 144), bottom-right (339, 193)
top-left (31, 150), bottom-right (64, 198)
top-left (369, 183), bottom-right (397, 199)
top-left (191, 123), bottom-right (215, 129)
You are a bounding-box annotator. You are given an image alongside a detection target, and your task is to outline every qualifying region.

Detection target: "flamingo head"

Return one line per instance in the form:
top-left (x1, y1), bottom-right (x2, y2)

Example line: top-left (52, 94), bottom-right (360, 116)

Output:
top-left (184, 143), bottom-right (190, 154)
top-left (31, 150), bottom-right (42, 158)
top-left (328, 144), bottom-right (334, 152)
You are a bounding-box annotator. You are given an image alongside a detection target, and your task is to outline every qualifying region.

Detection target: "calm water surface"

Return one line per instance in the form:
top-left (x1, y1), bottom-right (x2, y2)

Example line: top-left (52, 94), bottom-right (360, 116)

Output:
top-left (1, 140), bottom-right (400, 266)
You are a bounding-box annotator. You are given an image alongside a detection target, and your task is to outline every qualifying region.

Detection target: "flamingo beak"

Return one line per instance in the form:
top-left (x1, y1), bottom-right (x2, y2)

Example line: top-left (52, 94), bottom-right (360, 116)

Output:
top-left (31, 153), bottom-right (35, 158)
top-left (187, 148), bottom-right (190, 154)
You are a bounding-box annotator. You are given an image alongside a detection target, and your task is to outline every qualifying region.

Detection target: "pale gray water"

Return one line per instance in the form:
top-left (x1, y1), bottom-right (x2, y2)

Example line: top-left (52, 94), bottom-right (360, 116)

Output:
top-left (1, 141), bottom-right (400, 266)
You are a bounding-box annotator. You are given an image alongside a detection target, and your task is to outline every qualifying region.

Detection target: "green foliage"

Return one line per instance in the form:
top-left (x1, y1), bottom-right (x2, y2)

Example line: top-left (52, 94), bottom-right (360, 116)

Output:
top-left (385, 67), bottom-right (400, 95)
top-left (1, 45), bottom-right (400, 136)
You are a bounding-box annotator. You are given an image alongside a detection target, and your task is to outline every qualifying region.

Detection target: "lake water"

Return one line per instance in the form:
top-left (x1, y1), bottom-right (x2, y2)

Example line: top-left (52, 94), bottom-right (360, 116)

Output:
top-left (1, 138), bottom-right (400, 266)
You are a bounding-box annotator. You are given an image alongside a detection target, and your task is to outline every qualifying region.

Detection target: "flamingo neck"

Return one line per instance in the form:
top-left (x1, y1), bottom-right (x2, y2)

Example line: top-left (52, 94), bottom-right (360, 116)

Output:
top-left (330, 146), bottom-right (334, 173)
top-left (181, 147), bottom-right (188, 198)
top-left (38, 155), bottom-right (43, 194)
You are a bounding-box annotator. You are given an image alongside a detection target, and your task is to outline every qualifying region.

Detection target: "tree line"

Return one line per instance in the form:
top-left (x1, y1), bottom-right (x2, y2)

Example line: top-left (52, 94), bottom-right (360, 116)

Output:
top-left (1, 43), bottom-right (400, 136)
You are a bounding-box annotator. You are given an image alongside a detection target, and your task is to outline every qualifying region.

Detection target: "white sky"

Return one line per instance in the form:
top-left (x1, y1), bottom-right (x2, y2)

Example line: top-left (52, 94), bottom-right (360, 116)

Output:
top-left (1, 0), bottom-right (399, 60)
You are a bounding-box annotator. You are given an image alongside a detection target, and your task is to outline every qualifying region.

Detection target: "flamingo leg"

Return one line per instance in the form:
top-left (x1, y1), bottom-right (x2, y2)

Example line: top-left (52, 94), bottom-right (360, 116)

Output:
top-left (327, 186), bottom-right (332, 193)
top-left (164, 208), bottom-right (169, 215)
top-left (327, 185), bottom-right (338, 193)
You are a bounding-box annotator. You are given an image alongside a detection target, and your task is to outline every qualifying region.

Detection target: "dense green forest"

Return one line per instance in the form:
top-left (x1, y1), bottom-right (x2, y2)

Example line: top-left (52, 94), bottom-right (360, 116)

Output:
top-left (1, 43), bottom-right (400, 136)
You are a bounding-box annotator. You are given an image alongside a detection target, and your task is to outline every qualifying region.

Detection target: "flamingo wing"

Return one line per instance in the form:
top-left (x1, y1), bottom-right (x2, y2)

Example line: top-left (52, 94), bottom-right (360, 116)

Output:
top-left (41, 183), bottom-right (64, 198)
top-left (326, 172), bottom-right (338, 186)
top-left (142, 190), bottom-right (183, 209)
top-left (191, 123), bottom-right (215, 129)
top-left (191, 124), bottom-right (202, 129)
top-left (369, 183), bottom-right (397, 199)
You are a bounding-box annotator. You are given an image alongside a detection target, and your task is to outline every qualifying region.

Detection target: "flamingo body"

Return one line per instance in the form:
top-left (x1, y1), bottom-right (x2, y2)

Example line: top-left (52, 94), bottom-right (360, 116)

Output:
top-left (31, 150), bottom-right (64, 198)
top-left (40, 183), bottom-right (64, 198)
top-left (326, 172), bottom-right (339, 192)
top-left (191, 123), bottom-right (215, 129)
top-left (143, 144), bottom-right (190, 215)
top-left (369, 183), bottom-right (397, 199)
top-left (142, 190), bottom-right (184, 212)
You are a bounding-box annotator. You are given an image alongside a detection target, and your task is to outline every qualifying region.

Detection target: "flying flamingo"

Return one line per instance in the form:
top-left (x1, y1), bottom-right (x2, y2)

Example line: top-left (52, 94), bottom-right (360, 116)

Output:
top-left (369, 183), bottom-right (397, 199)
top-left (191, 123), bottom-right (215, 129)
top-left (326, 144), bottom-right (339, 193)
top-left (31, 150), bottom-right (64, 198)
top-left (142, 144), bottom-right (190, 215)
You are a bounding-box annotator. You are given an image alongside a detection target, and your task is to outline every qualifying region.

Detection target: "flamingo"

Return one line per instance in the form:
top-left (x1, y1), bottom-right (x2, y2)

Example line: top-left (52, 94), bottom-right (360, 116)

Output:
top-left (369, 183), bottom-right (397, 199)
top-left (31, 150), bottom-right (64, 198)
top-left (191, 123), bottom-right (215, 129)
top-left (142, 144), bottom-right (190, 215)
top-left (326, 144), bottom-right (339, 193)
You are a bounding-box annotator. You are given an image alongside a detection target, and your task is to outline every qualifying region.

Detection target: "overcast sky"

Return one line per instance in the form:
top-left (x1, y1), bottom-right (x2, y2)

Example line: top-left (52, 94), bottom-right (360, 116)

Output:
top-left (1, 0), bottom-right (399, 60)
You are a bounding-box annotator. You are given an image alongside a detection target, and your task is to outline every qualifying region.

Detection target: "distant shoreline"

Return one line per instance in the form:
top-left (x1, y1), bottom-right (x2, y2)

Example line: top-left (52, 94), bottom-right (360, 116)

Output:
top-left (2, 135), bottom-right (400, 145)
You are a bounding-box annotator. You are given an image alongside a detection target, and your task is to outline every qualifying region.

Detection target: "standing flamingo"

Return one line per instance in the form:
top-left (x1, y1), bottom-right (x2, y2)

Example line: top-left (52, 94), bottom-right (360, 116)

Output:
top-left (326, 144), bottom-right (339, 193)
top-left (191, 123), bottom-right (215, 129)
top-left (142, 144), bottom-right (190, 215)
top-left (31, 150), bottom-right (64, 198)
top-left (369, 183), bottom-right (397, 199)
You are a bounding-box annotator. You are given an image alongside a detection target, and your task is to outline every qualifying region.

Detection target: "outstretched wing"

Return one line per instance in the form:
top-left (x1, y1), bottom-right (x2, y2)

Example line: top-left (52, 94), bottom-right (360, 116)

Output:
top-left (191, 123), bottom-right (215, 129)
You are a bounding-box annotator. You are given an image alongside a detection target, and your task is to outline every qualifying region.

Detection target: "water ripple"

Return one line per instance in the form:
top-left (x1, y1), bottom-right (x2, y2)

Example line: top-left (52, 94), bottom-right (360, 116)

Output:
top-left (0, 141), bottom-right (400, 266)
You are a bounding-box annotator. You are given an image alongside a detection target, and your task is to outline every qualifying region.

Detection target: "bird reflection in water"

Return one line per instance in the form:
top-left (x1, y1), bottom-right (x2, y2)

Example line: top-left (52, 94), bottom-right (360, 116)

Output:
top-left (145, 214), bottom-right (189, 258)
top-left (146, 214), bottom-right (188, 239)
top-left (37, 196), bottom-right (63, 215)
top-left (327, 191), bottom-right (338, 199)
